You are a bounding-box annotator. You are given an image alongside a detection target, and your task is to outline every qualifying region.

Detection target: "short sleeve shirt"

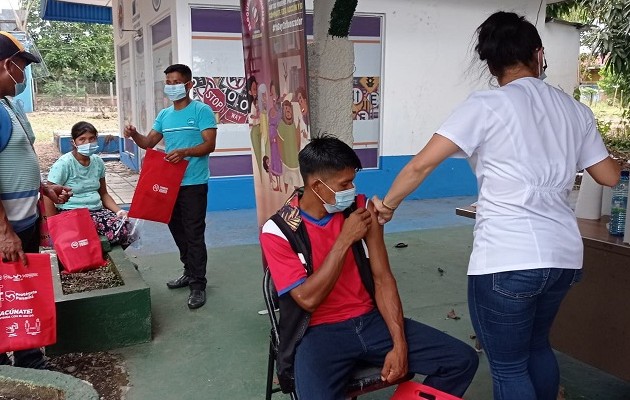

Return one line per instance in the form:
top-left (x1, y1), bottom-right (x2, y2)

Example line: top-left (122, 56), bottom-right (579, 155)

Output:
top-left (47, 152), bottom-right (105, 210)
top-left (437, 77), bottom-right (609, 275)
top-left (0, 99), bottom-right (40, 232)
top-left (153, 100), bottom-right (217, 186)
top-left (260, 199), bottom-right (373, 326)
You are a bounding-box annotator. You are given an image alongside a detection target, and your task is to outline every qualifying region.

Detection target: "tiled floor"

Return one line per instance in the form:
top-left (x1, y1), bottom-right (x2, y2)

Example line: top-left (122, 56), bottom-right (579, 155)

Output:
top-left (105, 172), bottom-right (137, 205)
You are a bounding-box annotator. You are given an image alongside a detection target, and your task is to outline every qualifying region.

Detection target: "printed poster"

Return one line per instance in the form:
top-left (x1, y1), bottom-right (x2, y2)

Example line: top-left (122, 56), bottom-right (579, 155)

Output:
top-left (240, 0), bottom-right (311, 227)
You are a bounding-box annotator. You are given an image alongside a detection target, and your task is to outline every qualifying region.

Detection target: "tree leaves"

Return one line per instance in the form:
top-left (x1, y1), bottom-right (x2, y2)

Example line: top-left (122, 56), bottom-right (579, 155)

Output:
top-left (24, 0), bottom-right (115, 82)
top-left (548, 0), bottom-right (630, 75)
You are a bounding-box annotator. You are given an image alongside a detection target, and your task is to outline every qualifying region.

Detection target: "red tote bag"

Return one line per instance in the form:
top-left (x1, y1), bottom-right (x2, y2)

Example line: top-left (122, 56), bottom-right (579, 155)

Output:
top-left (47, 208), bottom-right (106, 273)
top-left (128, 148), bottom-right (188, 224)
top-left (0, 254), bottom-right (57, 353)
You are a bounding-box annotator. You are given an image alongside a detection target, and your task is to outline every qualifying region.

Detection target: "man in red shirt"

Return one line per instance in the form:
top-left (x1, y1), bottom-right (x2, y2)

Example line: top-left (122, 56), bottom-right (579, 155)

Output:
top-left (260, 137), bottom-right (478, 399)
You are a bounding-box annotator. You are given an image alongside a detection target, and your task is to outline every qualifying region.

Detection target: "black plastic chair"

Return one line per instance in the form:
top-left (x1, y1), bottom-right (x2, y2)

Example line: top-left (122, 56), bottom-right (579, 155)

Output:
top-left (263, 268), bottom-right (413, 400)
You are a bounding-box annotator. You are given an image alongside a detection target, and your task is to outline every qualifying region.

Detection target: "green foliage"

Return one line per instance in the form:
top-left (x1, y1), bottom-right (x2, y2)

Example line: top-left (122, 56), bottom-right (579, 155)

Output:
top-left (596, 112), bottom-right (630, 157)
top-left (548, 0), bottom-right (630, 76)
top-left (599, 67), bottom-right (630, 108)
top-left (601, 123), bottom-right (630, 152)
top-left (24, 0), bottom-right (115, 82)
top-left (328, 0), bottom-right (358, 38)
top-left (41, 80), bottom-right (86, 97)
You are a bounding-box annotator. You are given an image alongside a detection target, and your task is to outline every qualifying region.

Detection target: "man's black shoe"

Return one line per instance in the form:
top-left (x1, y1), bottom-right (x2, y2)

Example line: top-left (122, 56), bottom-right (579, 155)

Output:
top-left (166, 275), bottom-right (191, 289)
top-left (188, 289), bottom-right (206, 309)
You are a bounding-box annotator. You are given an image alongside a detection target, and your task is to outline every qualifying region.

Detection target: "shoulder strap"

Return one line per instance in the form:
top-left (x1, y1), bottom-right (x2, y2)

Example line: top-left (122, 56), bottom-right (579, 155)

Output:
top-left (270, 213), bottom-right (313, 275)
top-left (343, 194), bottom-right (376, 301)
top-left (0, 99), bottom-right (12, 152)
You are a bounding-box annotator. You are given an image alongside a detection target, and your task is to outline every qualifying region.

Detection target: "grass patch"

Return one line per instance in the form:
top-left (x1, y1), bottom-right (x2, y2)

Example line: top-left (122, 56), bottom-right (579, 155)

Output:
top-left (28, 111), bottom-right (120, 142)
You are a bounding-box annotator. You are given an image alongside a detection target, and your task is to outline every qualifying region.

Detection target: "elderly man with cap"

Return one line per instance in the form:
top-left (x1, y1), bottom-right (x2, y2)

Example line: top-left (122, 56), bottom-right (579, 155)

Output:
top-left (0, 31), bottom-right (72, 369)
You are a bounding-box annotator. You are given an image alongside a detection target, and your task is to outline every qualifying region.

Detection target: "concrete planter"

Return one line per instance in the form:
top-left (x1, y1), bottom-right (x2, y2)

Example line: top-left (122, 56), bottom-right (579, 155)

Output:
top-left (47, 246), bottom-right (151, 354)
top-left (0, 365), bottom-right (99, 400)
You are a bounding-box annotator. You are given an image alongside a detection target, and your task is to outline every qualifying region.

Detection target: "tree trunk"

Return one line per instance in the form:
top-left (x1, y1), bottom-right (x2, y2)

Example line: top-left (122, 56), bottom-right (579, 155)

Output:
top-left (307, 0), bottom-right (354, 147)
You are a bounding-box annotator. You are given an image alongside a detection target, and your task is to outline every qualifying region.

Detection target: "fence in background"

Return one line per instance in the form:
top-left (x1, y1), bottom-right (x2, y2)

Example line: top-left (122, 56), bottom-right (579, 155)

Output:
top-left (34, 80), bottom-right (117, 112)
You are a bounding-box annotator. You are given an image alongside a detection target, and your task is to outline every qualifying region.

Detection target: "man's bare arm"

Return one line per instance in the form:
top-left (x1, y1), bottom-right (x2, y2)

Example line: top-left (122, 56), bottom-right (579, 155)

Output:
top-left (364, 201), bottom-right (408, 382)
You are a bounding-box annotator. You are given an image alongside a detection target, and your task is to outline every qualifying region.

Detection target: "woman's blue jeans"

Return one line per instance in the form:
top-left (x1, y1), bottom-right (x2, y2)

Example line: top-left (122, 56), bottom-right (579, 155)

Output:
top-left (294, 310), bottom-right (478, 400)
top-left (468, 268), bottom-right (582, 400)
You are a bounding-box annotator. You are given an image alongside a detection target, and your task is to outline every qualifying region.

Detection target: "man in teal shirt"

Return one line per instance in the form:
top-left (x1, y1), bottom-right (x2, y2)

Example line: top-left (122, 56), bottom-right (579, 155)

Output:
top-left (124, 64), bottom-right (217, 309)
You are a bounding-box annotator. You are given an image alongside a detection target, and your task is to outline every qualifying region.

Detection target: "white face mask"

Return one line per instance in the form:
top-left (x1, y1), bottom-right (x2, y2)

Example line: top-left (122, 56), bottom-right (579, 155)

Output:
top-left (538, 49), bottom-right (547, 80)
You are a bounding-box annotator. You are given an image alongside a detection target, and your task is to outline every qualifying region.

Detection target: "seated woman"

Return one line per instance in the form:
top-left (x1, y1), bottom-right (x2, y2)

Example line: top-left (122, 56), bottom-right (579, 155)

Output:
top-left (45, 121), bottom-right (131, 246)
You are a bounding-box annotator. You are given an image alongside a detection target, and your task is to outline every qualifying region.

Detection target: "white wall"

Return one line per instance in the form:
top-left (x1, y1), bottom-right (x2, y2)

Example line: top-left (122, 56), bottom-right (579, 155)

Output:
top-left (114, 0), bottom-right (577, 158)
top-left (540, 20), bottom-right (581, 96)
top-left (113, 0), bottom-right (176, 134)
top-left (345, 0), bottom-right (552, 157)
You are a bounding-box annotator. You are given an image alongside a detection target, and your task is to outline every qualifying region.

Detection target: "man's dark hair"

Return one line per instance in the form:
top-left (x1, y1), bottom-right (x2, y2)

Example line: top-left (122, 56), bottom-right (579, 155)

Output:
top-left (71, 121), bottom-right (97, 140)
top-left (475, 11), bottom-right (542, 77)
top-left (164, 64), bottom-right (192, 82)
top-left (299, 137), bottom-right (362, 182)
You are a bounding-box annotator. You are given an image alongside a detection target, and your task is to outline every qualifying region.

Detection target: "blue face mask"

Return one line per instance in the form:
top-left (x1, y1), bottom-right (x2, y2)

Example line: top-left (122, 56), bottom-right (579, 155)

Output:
top-left (76, 142), bottom-right (100, 156)
top-left (315, 180), bottom-right (356, 213)
top-left (163, 82), bottom-right (189, 101)
top-left (8, 60), bottom-right (26, 96)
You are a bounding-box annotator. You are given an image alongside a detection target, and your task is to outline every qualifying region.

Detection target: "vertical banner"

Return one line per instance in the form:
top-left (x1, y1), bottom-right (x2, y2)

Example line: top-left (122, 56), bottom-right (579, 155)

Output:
top-left (240, 0), bottom-right (311, 228)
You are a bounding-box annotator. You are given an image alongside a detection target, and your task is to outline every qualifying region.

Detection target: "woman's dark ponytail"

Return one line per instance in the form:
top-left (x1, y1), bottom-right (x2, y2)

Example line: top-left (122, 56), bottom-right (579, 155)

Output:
top-left (475, 11), bottom-right (542, 77)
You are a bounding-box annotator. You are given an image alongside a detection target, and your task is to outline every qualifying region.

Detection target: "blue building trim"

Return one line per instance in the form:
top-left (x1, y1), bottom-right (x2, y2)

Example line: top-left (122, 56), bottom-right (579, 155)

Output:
top-left (206, 156), bottom-right (477, 211)
top-left (40, 0), bottom-right (112, 24)
top-left (208, 176), bottom-right (256, 211)
top-left (355, 156), bottom-right (478, 200)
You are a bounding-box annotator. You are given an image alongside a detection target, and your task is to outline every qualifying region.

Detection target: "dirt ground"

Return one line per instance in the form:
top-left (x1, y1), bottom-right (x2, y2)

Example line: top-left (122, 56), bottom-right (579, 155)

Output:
top-left (29, 111), bottom-right (120, 141)
top-left (48, 352), bottom-right (129, 400)
top-left (30, 111), bottom-right (135, 179)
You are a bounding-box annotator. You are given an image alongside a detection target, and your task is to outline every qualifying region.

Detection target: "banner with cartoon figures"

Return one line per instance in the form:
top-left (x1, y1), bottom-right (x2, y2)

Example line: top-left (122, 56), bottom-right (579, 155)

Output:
top-left (240, 0), bottom-right (311, 228)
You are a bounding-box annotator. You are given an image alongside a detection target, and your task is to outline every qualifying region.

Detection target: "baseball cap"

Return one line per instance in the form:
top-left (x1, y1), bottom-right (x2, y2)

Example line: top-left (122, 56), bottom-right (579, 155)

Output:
top-left (0, 31), bottom-right (41, 64)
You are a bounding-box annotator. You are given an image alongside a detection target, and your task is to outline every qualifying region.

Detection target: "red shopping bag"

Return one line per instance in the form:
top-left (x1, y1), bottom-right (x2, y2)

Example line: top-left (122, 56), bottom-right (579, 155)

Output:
top-left (0, 254), bottom-right (56, 353)
top-left (47, 208), bottom-right (106, 273)
top-left (391, 382), bottom-right (462, 400)
top-left (128, 148), bottom-right (188, 224)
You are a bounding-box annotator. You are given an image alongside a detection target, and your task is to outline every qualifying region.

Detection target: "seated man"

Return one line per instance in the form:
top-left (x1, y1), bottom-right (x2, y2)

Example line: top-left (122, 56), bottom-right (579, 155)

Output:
top-left (260, 137), bottom-right (478, 399)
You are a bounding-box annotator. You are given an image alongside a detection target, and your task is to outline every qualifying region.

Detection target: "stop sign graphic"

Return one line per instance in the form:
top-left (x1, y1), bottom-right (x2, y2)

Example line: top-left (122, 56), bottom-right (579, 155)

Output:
top-left (204, 88), bottom-right (226, 112)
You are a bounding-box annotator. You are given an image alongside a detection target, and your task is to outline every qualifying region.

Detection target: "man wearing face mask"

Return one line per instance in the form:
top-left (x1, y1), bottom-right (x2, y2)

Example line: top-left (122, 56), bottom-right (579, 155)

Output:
top-left (0, 31), bottom-right (73, 369)
top-left (124, 64), bottom-right (217, 309)
top-left (260, 137), bottom-right (478, 399)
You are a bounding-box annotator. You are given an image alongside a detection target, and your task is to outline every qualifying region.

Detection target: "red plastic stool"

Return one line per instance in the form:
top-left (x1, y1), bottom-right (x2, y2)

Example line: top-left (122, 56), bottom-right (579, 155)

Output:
top-left (391, 381), bottom-right (463, 400)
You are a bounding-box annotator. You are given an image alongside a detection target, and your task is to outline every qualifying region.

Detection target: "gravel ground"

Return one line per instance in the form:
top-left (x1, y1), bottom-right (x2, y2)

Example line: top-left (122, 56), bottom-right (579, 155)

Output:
top-left (60, 258), bottom-right (124, 295)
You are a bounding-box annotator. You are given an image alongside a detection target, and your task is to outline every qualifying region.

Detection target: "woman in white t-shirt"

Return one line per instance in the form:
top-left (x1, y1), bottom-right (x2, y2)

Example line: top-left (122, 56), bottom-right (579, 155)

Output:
top-left (373, 11), bottom-right (620, 400)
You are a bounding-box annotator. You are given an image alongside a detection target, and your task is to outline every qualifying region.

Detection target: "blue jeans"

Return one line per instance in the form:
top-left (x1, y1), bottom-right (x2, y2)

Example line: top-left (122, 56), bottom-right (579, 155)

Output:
top-left (468, 268), bottom-right (582, 400)
top-left (294, 310), bottom-right (478, 400)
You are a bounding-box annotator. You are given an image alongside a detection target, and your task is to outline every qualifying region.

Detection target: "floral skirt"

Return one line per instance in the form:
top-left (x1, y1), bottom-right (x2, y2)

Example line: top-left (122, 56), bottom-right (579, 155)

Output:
top-left (90, 208), bottom-right (130, 246)
top-left (59, 208), bottom-right (130, 246)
